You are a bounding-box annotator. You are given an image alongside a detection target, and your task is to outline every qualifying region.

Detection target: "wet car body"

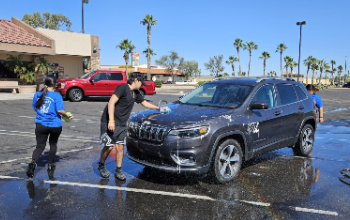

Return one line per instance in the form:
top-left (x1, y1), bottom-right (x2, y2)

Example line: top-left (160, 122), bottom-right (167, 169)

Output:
top-left (126, 77), bottom-right (317, 183)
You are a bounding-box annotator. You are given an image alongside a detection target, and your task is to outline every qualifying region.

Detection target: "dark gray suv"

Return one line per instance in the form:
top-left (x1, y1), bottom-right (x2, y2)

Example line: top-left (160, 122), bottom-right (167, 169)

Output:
top-left (126, 77), bottom-right (317, 183)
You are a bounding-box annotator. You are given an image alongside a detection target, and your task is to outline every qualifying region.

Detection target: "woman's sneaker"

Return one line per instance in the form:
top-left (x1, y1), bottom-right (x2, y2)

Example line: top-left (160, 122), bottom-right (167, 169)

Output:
top-left (98, 162), bottom-right (110, 178)
top-left (26, 161), bottom-right (36, 178)
top-left (115, 170), bottom-right (126, 181)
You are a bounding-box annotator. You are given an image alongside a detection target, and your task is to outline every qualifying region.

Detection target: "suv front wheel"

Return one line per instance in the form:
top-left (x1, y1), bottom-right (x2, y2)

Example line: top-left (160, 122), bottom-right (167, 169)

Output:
top-left (68, 88), bottom-right (83, 102)
top-left (213, 139), bottom-right (243, 184)
top-left (293, 124), bottom-right (314, 156)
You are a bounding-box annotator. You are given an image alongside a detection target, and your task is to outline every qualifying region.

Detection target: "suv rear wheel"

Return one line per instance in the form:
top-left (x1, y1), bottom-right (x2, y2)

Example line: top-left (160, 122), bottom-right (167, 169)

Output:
top-left (68, 88), bottom-right (83, 102)
top-left (213, 139), bottom-right (243, 184)
top-left (293, 124), bottom-right (314, 156)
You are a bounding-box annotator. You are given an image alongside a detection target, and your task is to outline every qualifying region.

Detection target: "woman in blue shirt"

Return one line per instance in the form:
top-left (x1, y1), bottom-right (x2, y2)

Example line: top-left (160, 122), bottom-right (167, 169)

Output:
top-left (27, 76), bottom-right (72, 178)
top-left (306, 84), bottom-right (324, 123)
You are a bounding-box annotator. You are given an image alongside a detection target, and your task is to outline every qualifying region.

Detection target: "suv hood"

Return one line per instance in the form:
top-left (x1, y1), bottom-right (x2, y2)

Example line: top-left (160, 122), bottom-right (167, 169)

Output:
top-left (130, 102), bottom-right (236, 127)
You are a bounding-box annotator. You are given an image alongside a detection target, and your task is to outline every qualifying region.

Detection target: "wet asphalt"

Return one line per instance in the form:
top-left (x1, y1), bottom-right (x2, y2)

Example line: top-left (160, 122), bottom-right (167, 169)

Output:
top-left (0, 88), bottom-right (350, 219)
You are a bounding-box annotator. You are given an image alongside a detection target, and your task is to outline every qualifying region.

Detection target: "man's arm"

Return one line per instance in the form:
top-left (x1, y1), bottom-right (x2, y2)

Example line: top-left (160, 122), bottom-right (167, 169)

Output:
top-left (141, 100), bottom-right (160, 110)
top-left (108, 94), bottom-right (119, 131)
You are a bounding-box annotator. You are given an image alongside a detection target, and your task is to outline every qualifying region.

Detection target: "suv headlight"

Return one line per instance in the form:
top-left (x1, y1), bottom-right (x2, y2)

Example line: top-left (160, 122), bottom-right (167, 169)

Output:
top-left (60, 82), bottom-right (67, 89)
top-left (168, 126), bottom-right (209, 138)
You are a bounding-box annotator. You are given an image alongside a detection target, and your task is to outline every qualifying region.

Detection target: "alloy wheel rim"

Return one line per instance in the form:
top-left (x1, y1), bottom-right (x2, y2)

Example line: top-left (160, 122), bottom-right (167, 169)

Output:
top-left (218, 144), bottom-right (241, 178)
top-left (73, 90), bottom-right (82, 100)
top-left (302, 128), bottom-right (313, 152)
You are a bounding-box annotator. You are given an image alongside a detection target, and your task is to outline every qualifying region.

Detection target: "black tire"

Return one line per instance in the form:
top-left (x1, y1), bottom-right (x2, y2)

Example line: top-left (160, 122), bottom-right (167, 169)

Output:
top-left (68, 88), bottom-right (83, 102)
top-left (213, 139), bottom-right (243, 184)
top-left (293, 124), bottom-right (314, 156)
top-left (139, 89), bottom-right (145, 97)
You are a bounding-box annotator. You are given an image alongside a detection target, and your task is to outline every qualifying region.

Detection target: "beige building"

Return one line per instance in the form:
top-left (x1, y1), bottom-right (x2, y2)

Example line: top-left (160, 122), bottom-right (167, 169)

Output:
top-left (0, 17), bottom-right (100, 80)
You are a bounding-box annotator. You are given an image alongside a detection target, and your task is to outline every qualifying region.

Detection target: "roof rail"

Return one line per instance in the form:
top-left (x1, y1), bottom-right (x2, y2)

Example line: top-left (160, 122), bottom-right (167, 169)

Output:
top-left (256, 77), bottom-right (295, 83)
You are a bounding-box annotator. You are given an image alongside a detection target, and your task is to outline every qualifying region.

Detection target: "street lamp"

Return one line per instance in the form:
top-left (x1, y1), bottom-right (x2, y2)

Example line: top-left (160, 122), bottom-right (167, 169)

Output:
top-left (296, 21), bottom-right (306, 82)
top-left (82, 0), bottom-right (89, 33)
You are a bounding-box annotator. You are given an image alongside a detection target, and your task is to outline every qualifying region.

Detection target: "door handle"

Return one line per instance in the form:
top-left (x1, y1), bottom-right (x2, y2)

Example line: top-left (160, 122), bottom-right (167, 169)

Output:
top-left (273, 111), bottom-right (282, 116)
top-left (104, 84), bottom-right (109, 85)
top-left (298, 106), bottom-right (304, 110)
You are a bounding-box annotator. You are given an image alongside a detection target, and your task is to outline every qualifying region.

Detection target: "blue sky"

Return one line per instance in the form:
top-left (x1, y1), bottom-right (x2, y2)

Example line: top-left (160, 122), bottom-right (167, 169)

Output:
top-left (1, 0), bottom-right (350, 76)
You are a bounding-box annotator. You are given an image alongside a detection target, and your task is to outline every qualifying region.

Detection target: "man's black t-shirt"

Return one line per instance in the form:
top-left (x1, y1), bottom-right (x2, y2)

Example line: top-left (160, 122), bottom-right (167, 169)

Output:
top-left (101, 84), bottom-right (144, 126)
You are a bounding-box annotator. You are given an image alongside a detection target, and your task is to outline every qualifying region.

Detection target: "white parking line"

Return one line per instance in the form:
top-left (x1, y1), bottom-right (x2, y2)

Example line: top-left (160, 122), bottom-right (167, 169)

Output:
top-left (0, 175), bottom-right (339, 216)
top-left (18, 116), bottom-right (34, 119)
top-left (0, 146), bottom-right (94, 164)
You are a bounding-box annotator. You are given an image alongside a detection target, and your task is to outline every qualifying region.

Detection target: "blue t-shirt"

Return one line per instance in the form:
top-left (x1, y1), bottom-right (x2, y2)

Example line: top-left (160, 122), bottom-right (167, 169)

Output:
top-left (311, 93), bottom-right (323, 108)
top-left (32, 91), bottom-right (65, 127)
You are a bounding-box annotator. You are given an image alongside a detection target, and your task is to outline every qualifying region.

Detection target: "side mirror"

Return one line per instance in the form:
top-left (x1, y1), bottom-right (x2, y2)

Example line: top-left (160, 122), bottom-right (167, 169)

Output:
top-left (250, 101), bottom-right (269, 110)
top-left (89, 77), bottom-right (95, 83)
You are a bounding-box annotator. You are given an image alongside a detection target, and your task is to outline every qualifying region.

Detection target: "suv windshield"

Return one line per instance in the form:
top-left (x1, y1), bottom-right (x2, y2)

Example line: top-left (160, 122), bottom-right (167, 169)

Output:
top-left (80, 71), bottom-right (95, 79)
top-left (180, 83), bottom-right (252, 108)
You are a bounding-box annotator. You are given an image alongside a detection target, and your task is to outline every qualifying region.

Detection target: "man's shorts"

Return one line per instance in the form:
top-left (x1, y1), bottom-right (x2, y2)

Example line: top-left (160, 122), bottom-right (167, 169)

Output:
top-left (100, 122), bottom-right (126, 146)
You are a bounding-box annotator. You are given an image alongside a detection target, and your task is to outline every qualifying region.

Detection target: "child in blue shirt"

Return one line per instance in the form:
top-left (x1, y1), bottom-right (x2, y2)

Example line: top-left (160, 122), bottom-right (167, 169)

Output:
top-left (27, 76), bottom-right (72, 178)
top-left (306, 84), bottom-right (324, 123)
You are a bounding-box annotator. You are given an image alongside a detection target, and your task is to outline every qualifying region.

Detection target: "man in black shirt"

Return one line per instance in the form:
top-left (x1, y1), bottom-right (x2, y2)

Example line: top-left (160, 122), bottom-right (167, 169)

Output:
top-left (98, 72), bottom-right (167, 180)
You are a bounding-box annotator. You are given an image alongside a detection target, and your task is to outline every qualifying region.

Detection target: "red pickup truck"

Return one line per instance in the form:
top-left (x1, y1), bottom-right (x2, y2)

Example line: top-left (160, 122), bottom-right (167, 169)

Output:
top-left (56, 70), bottom-right (156, 102)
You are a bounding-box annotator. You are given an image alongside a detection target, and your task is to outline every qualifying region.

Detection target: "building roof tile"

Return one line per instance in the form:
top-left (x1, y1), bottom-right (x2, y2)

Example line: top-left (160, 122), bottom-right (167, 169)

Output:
top-left (0, 19), bottom-right (51, 48)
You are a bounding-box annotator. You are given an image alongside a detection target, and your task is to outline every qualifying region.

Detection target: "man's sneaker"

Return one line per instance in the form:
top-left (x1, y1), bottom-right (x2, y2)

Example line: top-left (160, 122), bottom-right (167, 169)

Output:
top-left (47, 163), bottom-right (56, 171)
top-left (26, 161), bottom-right (36, 178)
top-left (115, 170), bottom-right (126, 181)
top-left (98, 162), bottom-right (110, 178)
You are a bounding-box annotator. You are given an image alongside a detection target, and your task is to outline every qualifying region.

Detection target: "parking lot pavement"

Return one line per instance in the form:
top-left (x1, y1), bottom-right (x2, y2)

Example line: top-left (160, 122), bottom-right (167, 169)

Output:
top-left (0, 90), bottom-right (350, 219)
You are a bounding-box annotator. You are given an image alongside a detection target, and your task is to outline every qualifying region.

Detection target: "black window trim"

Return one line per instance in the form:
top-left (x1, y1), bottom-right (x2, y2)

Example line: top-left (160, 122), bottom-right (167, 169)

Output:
top-left (293, 85), bottom-right (308, 101)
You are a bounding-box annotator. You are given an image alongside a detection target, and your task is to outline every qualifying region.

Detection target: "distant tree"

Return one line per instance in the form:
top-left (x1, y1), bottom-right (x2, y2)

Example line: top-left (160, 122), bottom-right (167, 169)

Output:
top-left (284, 56), bottom-right (293, 76)
top-left (204, 55), bottom-right (225, 77)
top-left (223, 72), bottom-right (229, 77)
top-left (225, 55), bottom-right (238, 76)
top-left (330, 60), bottom-right (336, 85)
top-left (303, 56), bottom-right (314, 84)
top-left (142, 48), bottom-right (157, 58)
top-left (155, 51), bottom-right (180, 82)
top-left (241, 71), bottom-right (246, 76)
top-left (243, 41), bottom-right (258, 77)
top-left (234, 38), bottom-right (244, 76)
top-left (337, 65), bottom-right (343, 83)
top-left (267, 70), bottom-right (277, 77)
top-left (276, 43), bottom-right (288, 77)
top-left (182, 60), bottom-right (199, 80)
top-left (318, 60), bottom-right (330, 86)
top-left (22, 12), bottom-right (72, 31)
top-left (116, 39), bottom-right (135, 75)
top-left (311, 58), bottom-right (319, 84)
top-left (140, 14), bottom-right (157, 80)
top-left (259, 51), bottom-right (271, 76)
top-left (231, 72), bottom-right (235, 76)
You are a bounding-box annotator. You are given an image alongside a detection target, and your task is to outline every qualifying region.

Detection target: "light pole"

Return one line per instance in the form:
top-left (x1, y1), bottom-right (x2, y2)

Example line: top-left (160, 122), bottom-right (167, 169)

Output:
top-left (82, 0), bottom-right (89, 33)
top-left (296, 21), bottom-right (306, 82)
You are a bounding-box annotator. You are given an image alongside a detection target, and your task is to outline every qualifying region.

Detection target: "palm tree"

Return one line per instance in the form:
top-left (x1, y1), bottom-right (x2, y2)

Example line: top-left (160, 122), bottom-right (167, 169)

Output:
top-left (337, 65), bottom-right (343, 85)
top-left (311, 59), bottom-right (319, 85)
top-left (284, 56), bottom-right (292, 76)
top-left (330, 60), bottom-right (336, 85)
top-left (303, 56), bottom-right (313, 84)
top-left (142, 48), bottom-right (157, 58)
top-left (276, 43), bottom-right (288, 77)
top-left (116, 39), bottom-right (135, 75)
top-left (35, 57), bottom-right (51, 84)
top-left (225, 56), bottom-right (238, 76)
top-left (234, 38), bottom-right (244, 76)
top-left (318, 60), bottom-right (330, 86)
top-left (140, 14), bottom-right (157, 80)
top-left (259, 51), bottom-right (271, 76)
top-left (243, 41), bottom-right (258, 77)
top-left (267, 70), bottom-right (277, 77)
top-left (289, 61), bottom-right (298, 77)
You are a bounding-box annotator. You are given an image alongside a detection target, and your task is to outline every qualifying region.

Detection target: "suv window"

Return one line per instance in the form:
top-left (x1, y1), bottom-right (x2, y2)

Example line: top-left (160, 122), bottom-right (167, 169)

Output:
top-left (276, 84), bottom-right (297, 105)
top-left (93, 73), bottom-right (107, 82)
top-left (110, 73), bottom-right (123, 81)
top-left (294, 85), bottom-right (307, 100)
top-left (251, 85), bottom-right (276, 108)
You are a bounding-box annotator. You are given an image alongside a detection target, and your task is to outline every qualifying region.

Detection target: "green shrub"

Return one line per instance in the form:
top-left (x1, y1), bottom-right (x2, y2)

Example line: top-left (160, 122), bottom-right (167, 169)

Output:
top-left (197, 81), bottom-right (207, 86)
top-left (155, 80), bottom-right (162, 88)
top-left (118, 65), bottom-right (133, 68)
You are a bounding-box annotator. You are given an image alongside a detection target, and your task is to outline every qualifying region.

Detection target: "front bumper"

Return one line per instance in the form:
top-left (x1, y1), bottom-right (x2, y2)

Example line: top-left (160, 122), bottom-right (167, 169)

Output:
top-left (126, 135), bottom-right (211, 174)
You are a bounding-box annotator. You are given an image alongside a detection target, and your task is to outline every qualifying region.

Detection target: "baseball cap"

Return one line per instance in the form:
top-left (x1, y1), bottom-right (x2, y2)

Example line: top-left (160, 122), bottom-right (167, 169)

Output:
top-left (130, 72), bottom-right (148, 86)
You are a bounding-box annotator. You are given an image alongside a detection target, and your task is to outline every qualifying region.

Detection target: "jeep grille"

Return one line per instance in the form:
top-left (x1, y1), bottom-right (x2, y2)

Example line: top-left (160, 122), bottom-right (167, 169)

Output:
top-left (129, 123), bottom-right (166, 143)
